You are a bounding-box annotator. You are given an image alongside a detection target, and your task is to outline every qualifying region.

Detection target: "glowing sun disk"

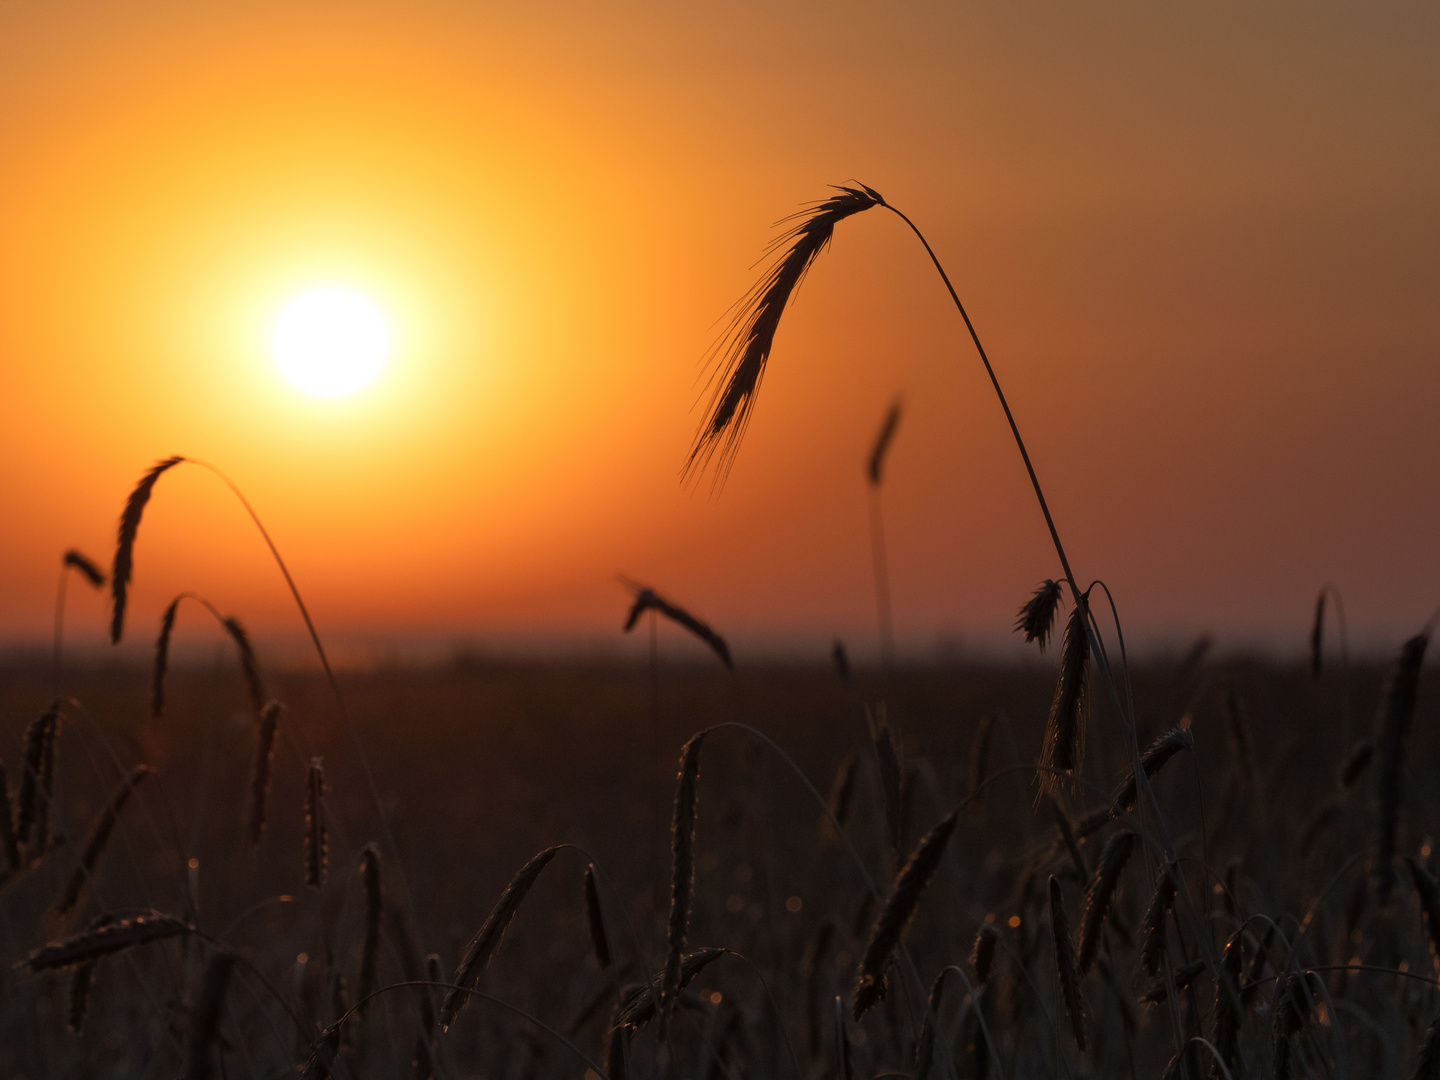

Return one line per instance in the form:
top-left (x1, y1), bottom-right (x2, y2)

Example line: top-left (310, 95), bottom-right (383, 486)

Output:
top-left (273, 286), bottom-right (390, 397)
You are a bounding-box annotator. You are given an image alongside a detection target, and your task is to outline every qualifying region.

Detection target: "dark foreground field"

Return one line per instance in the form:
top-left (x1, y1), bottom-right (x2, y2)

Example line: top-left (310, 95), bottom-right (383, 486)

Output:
top-left (0, 651), bottom-right (1436, 1079)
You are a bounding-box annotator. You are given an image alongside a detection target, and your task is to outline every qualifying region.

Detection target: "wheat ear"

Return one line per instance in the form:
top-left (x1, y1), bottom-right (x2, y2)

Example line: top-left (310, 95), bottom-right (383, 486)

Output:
top-left (853, 810), bottom-right (958, 1020)
top-left (1038, 598), bottom-right (1090, 800)
top-left (0, 759), bottom-right (20, 873)
top-left (1139, 865), bottom-right (1178, 977)
top-left (248, 701), bottom-right (282, 845)
top-left (661, 732), bottom-right (707, 1030)
top-left (1376, 633), bottom-right (1429, 904)
top-left (620, 583), bottom-right (732, 669)
top-left (355, 845), bottom-right (382, 1018)
top-left (15, 701), bottom-right (59, 851)
top-left (1077, 830), bottom-right (1134, 975)
top-left (23, 912), bottom-right (191, 971)
top-left (1110, 726), bottom-right (1193, 817)
top-left (913, 967), bottom-right (949, 1080)
top-left (1048, 875), bottom-right (1086, 1051)
top-left (110, 456), bottom-right (184, 643)
top-left (614, 947), bottom-right (727, 1030)
top-left (441, 844), bottom-right (562, 1031)
top-left (1210, 925), bottom-right (1245, 1077)
top-left (971, 923), bottom-right (1000, 986)
top-left (1015, 580), bottom-right (1064, 650)
top-left (304, 759), bottom-right (328, 889)
top-left (52, 764), bottom-right (152, 919)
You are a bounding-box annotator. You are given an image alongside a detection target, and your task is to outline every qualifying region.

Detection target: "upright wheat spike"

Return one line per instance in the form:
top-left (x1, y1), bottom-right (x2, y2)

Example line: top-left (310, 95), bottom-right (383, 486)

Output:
top-left (52, 764), bottom-right (152, 919)
top-left (111, 456), bottom-right (185, 643)
top-left (304, 759), bottom-right (328, 889)
top-left (913, 967), bottom-right (949, 1080)
top-left (248, 702), bottom-right (283, 845)
top-left (1039, 598), bottom-right (1090, 800)
top-left (184, 952), bottom-right (237, 1080)
top-left (1376, 633), bottom-right (1429, 904)
top-left (853, 810), bottom-right (958, 1020)
top-left (355, 845), bottom-right (382, 1018)
top-left (441, 844), bottom-right (562, 1031)
top-left (662, 733), bottom-right (707, 1031)
top-left (1048, 875), bottom-right (1086, 1051)
top-left (15, 702), bottom-right (59, 851)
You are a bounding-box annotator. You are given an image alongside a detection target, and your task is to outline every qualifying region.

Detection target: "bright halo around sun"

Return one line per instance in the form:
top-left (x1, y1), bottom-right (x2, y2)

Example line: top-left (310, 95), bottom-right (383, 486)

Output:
top-left (272, 286), bottom-right (390, 397)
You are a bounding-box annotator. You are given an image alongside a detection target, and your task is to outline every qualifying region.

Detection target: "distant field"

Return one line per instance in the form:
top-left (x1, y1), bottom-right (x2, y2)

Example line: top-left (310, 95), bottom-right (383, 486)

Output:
top-left (0, 653), bottom-right (1435, 1078)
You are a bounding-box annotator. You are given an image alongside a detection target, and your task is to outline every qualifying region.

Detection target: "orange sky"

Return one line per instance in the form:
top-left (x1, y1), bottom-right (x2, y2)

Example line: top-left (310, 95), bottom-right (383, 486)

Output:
top-left (1, 2), bottom-right (1437, 662)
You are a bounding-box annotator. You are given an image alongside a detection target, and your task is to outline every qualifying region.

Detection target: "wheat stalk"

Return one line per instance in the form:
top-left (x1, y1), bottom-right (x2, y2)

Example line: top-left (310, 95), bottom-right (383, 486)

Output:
top-left (852, 810), bottom-right (958, 1020)
top-left (441, 844), bottom-right (562, 1031)
top-left (52, 764), bottom-right (152, 919)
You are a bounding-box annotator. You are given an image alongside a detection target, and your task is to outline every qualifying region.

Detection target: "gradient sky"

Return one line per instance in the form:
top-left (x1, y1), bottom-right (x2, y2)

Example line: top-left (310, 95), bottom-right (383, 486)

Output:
top-left (1, 2), bottom-right (1437, 662)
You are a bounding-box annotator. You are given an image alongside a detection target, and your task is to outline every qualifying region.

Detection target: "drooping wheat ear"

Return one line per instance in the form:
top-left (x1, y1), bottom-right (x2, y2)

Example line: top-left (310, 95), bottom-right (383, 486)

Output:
top-left (971, 923), bottom-right (1000, 986)
top-left (184, 951), bottom-right (237, 1080)
top-left (607, 1023), bottom-right (629, 1080)
top-left (1210, 925), bottom-right (1245, 1077)
top-left (913, 967), bottom-right (949, 1080)
top-left (441, 844), bottom-right (562, 1031)
top-left (151, 597), bottom-right (182, 720)
top-left (217, 616), bottom-right (267, 714)
top-left (614, 947), bottom-right (727, 1029)
top-left (1077, 830), bottom-right (1134, 975)
top-left (582, 863), bottom-right (611, 969)
top-left (822, 753), bottom-right (857, 842)
top-left (620, 582), bottom-right (733, 669)
top-left (1298, 798), bottom-right (1343, 858)
top-left (52, 764), bottom-right (152, 919)
top-left (868, 704), bottom-right (904, 851)
top-left (1038, 597), bottom-right (1090, 801)
top-left (66, 914), bottom-right (114, 1033)
top-left (1407, 857), bottom-right (1440, 971)
top-left (867, 400), bottom-right (903, 487)
top-left (685, 184), bottom-right (885, 480)
top-left (853, 810), bottom-right (958, 1021)
top-left (661, 732), bottom-right (707, 1030)
top-left (1310, 589), bottom-right (1327, 680)
top-left (1376, 632), bottom-right (1430, 904)
top-left (1050, 799), bottom-right (1087, 879)
top-left (1140, 960), bottom-right (1206, 1005)
top-left (1336, 739), bottom-right (1374, 793)
top-left (1015, 580), bottom-right (1064, 650)
top-left (248, 701), bottom-right (283, 845)
top-left (15, 701), bottom-right (59, 851)
top-left (1047, 875), bottom-right (1086, 1052)
top-left (24, 911), bottom-right (191, 971)
top-left (110, 456), bottom-right (185, 644)
top-left (1412, 1012), bottom-right (1440, 1080)
top-left (304, 759), bottom-right (328, 889)
top-left (0, 759), bottom-right (20, 873)
top-left (354, 844), bottom-right (382, 1019)
top-left (63, 550), bottom-right (107, 588)
top-left (1138, 865), bottom-right (1178, 977)
top-left (969, 712), bottom-right (995, 799)
top-left (1110, 726), bottom-right (1194, 818)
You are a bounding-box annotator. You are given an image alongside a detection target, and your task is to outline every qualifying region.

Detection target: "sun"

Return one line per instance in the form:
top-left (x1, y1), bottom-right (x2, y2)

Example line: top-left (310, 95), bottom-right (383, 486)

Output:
top-left (272, 286), bottom-right (390, 397)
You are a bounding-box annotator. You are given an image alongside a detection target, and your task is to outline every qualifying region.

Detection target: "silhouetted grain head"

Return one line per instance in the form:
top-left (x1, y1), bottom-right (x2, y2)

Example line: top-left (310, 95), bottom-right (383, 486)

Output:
top-left (304, 759), bottom-right (328, 889)
top-left (1310, 590), bottom-right (1327, 680)
top-left (620, 581), bottom-right (732, 669)
top-left (1077, 830), bottom-right (1134, 975)
top-left (971, 923), bottom-right (1000, 986)
top-left (441, 844), bottom-right (562, 1031)
top-left (0, 759), bottom-right (19, 873)
top-left (868, 704), bottom-right (904, 850)
top-left (614, 948), bottom-right (726, 1029)
top-left (913, 966), bottom-right (949, 1080)
top-left (150, 597), bottom-right (183, 720)
top-left (853, 810), bottom-right (958, 1020)
top-left (248, 701), bottom-right (282, 845)
top-left (15, 702), bottom-right (59, 851)
top-left (184, 951), bottom-right (236, 1080)
top-left (33, 707), bottom-right (60, 861)
top-left (1038, 597), bottom-right (1090, 799)
top-left (1413, 1012), bottom-right (1440, 1080)
top-left (831, 639), bottom-right (851, 688)
top-left (65, 914), bottom-right (114, 1034)
top-left (53, 764), bottom-right (151, 920)
top-left (356, 845), bottom-right (382, 1017)
top-left (1141, 960), bottom-right (1205, 1005)
top-left (1407, 857), bottom-right (1440, 971)
top-left (1048, 876), bottom-right (1086, 1051)
top-left (221, 616), bottom-right (267, 714)
top-left (685, 184), bottom-right (886, 481)
top-left (1015, 580), bottom-right (1064, 650)
top-left (583, 863), bottom-right (611, 969)
top-left (1110, 726), bottom-right (1194, 818)
top-left (867, 400), bottom-right (903, 487)
top-left (63, 550), bottom-right (106, 588)
top-left (23, 911), bottom-right (191, 971)
top-left (110, 455), bottom-right (184, 644)
top-left (662, 733), bottom-right (707, 1029)
top-left (1139, 866), bottom-right (1178, 977)
top-left (1376, 633), bottom-right (1429, 905)
top-left (1337, 739), bottom-right (1374, 793)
